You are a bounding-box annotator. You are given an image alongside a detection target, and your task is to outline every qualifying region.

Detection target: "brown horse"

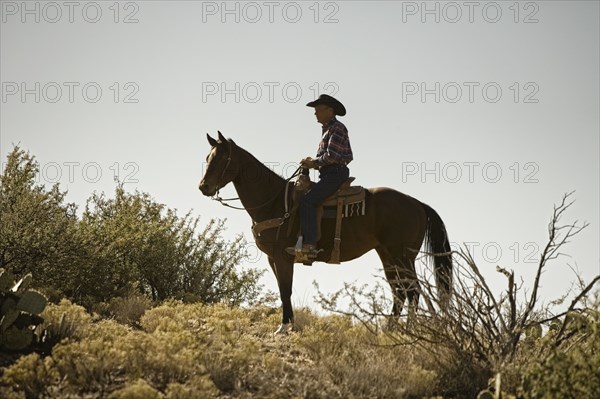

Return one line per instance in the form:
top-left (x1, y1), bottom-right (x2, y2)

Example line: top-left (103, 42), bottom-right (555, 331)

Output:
top-left (199, 131), bottom-right (452, 333)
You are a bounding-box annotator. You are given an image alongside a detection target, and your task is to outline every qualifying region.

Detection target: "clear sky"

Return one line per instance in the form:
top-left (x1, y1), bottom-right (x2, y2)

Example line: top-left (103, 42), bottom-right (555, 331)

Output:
top-left (1, 1), bottom-right (599, 311)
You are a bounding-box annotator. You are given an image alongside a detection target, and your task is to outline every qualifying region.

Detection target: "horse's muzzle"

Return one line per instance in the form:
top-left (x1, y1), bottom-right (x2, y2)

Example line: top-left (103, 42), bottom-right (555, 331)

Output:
top-left (198, 181), bottom-right (214, 196)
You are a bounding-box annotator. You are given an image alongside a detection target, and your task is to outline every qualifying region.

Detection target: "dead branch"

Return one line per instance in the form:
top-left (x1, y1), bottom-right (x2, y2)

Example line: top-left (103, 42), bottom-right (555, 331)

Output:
top-left (314, 192), bottom-right (598, 375)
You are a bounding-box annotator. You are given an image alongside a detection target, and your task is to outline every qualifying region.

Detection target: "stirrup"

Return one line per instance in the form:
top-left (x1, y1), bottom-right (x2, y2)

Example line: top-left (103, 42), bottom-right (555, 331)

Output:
top-left (284, 246), bottom-right (321, 258)
top-left (285, 236), bottom-right (322, 264)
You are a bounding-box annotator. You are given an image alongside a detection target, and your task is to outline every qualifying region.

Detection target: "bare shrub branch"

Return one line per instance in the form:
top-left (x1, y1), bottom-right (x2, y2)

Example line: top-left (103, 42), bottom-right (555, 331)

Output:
top-left (315, 192), bottom-right (599, 382)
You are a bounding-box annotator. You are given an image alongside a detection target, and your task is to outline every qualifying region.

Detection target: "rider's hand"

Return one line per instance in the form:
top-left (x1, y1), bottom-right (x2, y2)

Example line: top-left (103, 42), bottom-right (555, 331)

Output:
top-left (300, 157), bottom-right (319, 169)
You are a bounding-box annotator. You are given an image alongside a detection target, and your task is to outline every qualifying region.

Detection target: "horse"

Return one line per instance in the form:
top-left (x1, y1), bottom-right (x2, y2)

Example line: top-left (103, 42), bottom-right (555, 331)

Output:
top-left (199, 131), bottom-right (452, 333)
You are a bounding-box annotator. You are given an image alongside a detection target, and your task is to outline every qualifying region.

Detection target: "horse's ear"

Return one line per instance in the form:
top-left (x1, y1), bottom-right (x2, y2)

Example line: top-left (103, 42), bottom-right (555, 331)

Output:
top-left (217, 131), bottom-right (227, 143)
top-left (207, 133), bottom-right (218, 147)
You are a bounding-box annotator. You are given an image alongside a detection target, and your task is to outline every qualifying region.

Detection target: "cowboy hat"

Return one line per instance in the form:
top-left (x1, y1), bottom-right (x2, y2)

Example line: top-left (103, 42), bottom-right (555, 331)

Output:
top-left (306, 94), bottom-right (346, 116)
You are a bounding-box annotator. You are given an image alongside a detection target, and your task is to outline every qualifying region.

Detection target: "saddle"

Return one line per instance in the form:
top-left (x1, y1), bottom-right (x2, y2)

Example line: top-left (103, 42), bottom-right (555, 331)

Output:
top-left (293, 175), bottom-right (364, 206)
top-left (251, 173), bottom-right (366, 264)
top-left (322, 178), bottom-right (364, 206)
top-left (291, 175), bottom-right (366, 264)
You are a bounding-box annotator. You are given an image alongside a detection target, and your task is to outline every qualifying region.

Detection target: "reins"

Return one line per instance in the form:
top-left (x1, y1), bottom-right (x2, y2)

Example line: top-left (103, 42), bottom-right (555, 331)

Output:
top-left (207, 142), bottom-right (303, 239)
top-left (212, 165), bottom-right (302, 213)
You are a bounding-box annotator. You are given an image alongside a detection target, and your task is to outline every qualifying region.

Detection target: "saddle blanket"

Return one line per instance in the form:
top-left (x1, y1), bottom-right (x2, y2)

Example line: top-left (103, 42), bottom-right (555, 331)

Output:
top-left (322, 200), bottom-right (366, 219)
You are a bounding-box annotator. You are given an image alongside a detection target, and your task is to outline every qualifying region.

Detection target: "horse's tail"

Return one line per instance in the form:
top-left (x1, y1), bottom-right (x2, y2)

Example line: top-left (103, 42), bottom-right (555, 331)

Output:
top-left (421, 202), bottom-right (453, 302)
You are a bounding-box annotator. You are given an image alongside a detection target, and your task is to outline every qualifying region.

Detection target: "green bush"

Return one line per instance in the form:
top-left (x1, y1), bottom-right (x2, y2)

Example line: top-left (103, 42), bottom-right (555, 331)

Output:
top-left (0, 352), bottom-right (57, 399)
top-left (520, 310), bottom-right (600, 399)
top-left (40, 299), bottom-right (93, 344)
top-left (108, 379), bottom-right (162, 399)
top-left (0, 147), bottom-right (264, 308)
top-left (107, 294), bottom-right (153, 328)
top-left (0, 147), bottom-right (80, 297)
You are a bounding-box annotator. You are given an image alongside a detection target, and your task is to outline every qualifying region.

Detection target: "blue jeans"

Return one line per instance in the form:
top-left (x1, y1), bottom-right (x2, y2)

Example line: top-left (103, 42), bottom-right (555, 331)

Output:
top-left (300, 164), bottom-right (350, 245)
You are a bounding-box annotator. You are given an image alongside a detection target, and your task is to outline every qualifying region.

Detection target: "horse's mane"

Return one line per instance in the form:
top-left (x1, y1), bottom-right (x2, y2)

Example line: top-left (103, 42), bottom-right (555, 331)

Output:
top-left (233, 141), bottom-right (286, 185)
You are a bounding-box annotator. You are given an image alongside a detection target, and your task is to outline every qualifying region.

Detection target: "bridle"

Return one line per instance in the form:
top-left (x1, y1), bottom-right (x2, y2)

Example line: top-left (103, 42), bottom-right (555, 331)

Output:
top-left (211, 143), bottom-right (233, 201)
top-left (208, 143), bottom-right (302, 213)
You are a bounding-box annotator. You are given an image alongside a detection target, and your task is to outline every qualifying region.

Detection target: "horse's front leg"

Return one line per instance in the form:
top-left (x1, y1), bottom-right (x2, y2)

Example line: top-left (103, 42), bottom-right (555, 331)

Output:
top-left (268, 252), bottom-right (294, 334)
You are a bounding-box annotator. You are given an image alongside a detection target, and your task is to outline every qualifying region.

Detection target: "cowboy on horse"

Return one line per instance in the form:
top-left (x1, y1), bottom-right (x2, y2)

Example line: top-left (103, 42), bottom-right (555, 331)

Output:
top-left (198, 96), bottom-right (452, 334)
top-left (287, 94), bottom-right (353, 260)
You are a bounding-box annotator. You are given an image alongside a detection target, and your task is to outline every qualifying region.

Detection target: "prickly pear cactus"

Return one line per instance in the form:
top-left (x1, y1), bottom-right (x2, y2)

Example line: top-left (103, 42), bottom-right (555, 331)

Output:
top-left (0, 269), bottom-right (47, 351)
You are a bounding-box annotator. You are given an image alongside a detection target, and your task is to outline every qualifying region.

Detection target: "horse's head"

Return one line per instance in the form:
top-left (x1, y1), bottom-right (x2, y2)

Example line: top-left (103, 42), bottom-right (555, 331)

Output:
top-left (199, 131), bottom-right (238, 196)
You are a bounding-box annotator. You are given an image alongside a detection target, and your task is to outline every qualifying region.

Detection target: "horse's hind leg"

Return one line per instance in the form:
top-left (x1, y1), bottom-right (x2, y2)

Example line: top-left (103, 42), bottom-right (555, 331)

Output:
top-left (377, 246), bottom-right (421, 319)
top-left (376, 246), bottom-right (406, 318)
top-left (395, 251), bottom-right (420, 318)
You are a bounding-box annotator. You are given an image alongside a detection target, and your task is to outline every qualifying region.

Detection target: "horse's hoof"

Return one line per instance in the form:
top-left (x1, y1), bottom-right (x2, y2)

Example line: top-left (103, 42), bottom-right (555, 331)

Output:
top-left (275, 323), bottom-right (293, 335)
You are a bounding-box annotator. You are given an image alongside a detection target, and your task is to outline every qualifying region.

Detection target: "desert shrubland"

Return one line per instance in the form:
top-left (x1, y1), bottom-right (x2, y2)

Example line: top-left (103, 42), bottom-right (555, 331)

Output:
top-left (2, 147), bottom-right (599, 398)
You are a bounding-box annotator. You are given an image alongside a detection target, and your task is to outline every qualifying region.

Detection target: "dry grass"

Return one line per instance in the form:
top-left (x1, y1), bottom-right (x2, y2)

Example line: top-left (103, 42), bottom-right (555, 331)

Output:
top-left (1, 295), bottom-right (598, 399)
top-left (0, 300), bottom-right (458, 399)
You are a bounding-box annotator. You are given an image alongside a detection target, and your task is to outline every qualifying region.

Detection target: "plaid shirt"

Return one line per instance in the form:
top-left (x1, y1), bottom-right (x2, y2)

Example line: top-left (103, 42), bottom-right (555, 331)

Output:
top-left (315, 117), bottom-right (353, 167)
